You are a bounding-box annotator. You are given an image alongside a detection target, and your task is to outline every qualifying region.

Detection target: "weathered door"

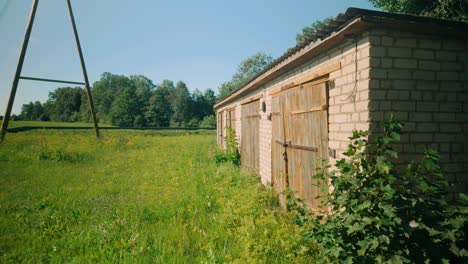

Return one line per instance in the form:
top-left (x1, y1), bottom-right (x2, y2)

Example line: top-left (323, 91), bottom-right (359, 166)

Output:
top-left (241, 100), bottom-right (260, 173)
top-left (217, 111), bottom-right (224, 147)
top-left (271, 81), bottom-right (328, 210)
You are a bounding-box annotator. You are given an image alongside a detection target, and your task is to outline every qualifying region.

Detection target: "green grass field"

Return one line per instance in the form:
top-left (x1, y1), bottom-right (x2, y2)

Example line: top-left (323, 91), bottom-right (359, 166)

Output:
top-left (0, 130), bottom-right (314, 263)
top-left (6, 121), bottom-right (113, 128)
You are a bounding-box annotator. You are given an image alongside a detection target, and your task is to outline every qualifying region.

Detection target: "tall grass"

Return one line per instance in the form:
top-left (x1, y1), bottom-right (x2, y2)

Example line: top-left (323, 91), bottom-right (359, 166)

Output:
top-left (0, 130), bottom-right (315, 263)
top-left (5, 121), bottom-right (113, 128)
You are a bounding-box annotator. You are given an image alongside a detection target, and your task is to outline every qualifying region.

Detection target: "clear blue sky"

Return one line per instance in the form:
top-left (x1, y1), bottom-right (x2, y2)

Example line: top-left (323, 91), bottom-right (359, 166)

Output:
top-left (0, 0), bottom-right (376, 114)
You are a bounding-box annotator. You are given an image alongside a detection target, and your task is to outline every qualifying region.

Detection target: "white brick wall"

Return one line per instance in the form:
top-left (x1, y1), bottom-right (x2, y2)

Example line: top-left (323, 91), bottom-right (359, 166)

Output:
top-left (368, 29), bottom-right (468, 196)
top-left (218, 33), bottom-right (372, 185)
top-left (218, 28), bottom-right (468, 197)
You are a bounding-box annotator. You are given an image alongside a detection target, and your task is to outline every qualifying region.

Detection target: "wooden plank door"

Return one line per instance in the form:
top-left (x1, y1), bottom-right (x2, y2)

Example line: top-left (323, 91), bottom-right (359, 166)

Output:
top-left (241, 101), bottom-right (260, 173)
top-left (271, 81), bottom-right (328, 210)
top-left (217, 111), bottom-right (224, 147)
top-left (271, 95), bottom-right (287, 206)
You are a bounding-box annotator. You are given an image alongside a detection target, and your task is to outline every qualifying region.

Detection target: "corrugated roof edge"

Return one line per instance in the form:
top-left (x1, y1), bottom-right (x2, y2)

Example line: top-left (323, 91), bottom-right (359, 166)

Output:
top-left (215, 7), bottom-right (468, 108)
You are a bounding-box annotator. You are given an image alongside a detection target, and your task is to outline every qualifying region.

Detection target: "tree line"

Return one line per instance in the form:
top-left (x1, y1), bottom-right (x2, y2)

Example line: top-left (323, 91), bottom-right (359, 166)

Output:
top-left (16, 0), bottom-right (467, 125)
top-left (18, 73), bottom-right (216, 128)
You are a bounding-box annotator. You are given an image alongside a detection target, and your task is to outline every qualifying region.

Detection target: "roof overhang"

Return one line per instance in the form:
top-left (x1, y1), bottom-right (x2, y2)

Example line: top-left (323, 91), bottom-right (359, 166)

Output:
top-left (214, 8), bottom-right (468, 110)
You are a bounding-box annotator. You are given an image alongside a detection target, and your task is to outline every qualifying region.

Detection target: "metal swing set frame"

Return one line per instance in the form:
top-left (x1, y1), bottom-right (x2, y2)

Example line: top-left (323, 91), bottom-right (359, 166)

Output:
top-left (0, 0), bottom-right (100, 142)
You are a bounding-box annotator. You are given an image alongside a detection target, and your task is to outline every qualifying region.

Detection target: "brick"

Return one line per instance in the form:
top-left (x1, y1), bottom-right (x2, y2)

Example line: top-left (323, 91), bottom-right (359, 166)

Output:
top-left (417, 123), bottom-right (438, 132)
top-left (388, 70), bottom-right (412, 79)
top-left (355, 123), bottom-right (369, 131)
top-left (411, 91), bottom-right (422, 100)
top-left (382, 36), bottom-right (394, 46)
top-left (334, 114), bottom-right (348, 123)
top-left (440, 82), bottom-right (463, 92)
top-left (395, 38), bottom-right (417, 47)
top-left (419, 61), bottom-right (440, 71)
top-left (358, 70), bottom-right (370, 80)
top-left (409, 112), bottom-right (432, 122)
top-left (369, 111), bottom-right (383, 120)
top-left (443, 40), bottom-right (465, 50)
top-left (417, 102), bottom-right (438, 112)
top-left (328, 105), bottom-right (340, 114)
top-left (369, 90), bottom-right (386, 100)
top-left (394, 80), bottom-right (415, 90)
top-left (434, 133), bottom-right (453, 142)
top-left (434, 113), bottom-right (456, 122)
top-left (379, 101), bottom-right (391, 110)
top-left (422, 92), bottom-right (433, 101)
top-left (360, 111), bottom-right (370, 121)
top-left (419, 39), bottom-right (441, 49)
top-left (366, 80), bottom-right (378, 90)
top-left (355, 101), bottom-right (369, 111)
top-left (341, 63), bottom-right (355, 75)
top-left (388, 47), bottom-right (412, 57)
top-left (403, 144), bottom-right (415, 152)
top-left (370, 69), bottom-right (387, 79)
top-left (394, 58), bottom-right (417, 69)
top-left (440, 124), bottom-right (462, 133)
top-left (340, 123), bottom-right (355, 132)
top-left (342, 83), bottom-right (355, 94)
top-left (437, 72), bottom-right (459, 81)
top-left (357, 59), bottom-right (370, 71)
top-left (458, 52), bottom-right (468, 62)
top-left (387, 90), bottom-right (399, 100)
top-left (411, 133), bottom-right (433, 142)
top-left (413, 71), bottom-right (435, 80)
top-left (392, 111), bottom-right (409, 121)
top-left (416, 81), bottom-right (438, 90)
top-left (456, 113), bottom-right (468, 122)
top-left (392, 101), bottom-right (415, 111)
top-left (460, 73), bottom-right (468, 81)
top-left (381, 80), bottom-right (392, 89)
top-left (351, 113), bottom-right (360, 122)
top-left (441, 62), bottom-right (464, 71)
top-left (380, 58), bottom-right (393, 68)
top-left (341, 103), bottom-right (354, 113)
top-left (358, 47), bottom-right (370, 59)
top-left (369, 36), bottom-right (381, 45)
top-left (370, 47), bottom-right (386, 57)
top-left (413, 49), bottom-right (434, 60)
top-left (436, 51), bottom-right (457, 61)
top-left (359, 91), bottom-right (369, 101)
top-left (440, 143), bottom-right (450, 152)
top-left (440, 103), bottom-right (463, 112)
top-left (398, 91), bottom-right (410, 100)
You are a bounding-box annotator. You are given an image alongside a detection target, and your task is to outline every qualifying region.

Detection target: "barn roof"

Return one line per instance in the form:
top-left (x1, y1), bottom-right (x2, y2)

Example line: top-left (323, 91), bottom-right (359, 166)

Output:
top-left (214, 7), bottom-right (468, 109)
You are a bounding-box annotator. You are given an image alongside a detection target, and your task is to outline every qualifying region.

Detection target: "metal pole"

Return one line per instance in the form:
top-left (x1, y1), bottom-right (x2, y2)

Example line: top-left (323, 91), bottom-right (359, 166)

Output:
top-left (0, 0), bottom-right (39, 142)
top-left (66, 0), bottom-right (100, 138)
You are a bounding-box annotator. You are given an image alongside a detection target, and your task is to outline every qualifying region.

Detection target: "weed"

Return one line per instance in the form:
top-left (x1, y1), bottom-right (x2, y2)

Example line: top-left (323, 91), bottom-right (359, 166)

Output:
top-left (0, 130), bottom-right (313, 262)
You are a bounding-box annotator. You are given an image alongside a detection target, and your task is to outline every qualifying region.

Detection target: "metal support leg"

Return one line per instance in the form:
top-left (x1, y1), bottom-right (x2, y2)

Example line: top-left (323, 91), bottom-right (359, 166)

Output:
top-left (66, 0), bottom-right (100, 138)
top-left (0, 0), bottom-right (39, 142)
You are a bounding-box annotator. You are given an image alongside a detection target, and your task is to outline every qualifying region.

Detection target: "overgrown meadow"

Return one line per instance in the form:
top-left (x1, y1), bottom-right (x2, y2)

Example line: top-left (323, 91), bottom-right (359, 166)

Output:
top-left (0, 130), bottom-right (314, 263)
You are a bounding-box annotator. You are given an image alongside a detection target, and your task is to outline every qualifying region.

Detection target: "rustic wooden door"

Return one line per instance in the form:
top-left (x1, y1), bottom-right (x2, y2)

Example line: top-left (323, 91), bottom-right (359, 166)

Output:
top-left (217, 111), bottom-right (224, 147)
top-left (271, 81), bottom-right (328, 210)
top-left (271, 95), bottom-right (287, 207)
top-left (241, 101), bottom-right (260, 173)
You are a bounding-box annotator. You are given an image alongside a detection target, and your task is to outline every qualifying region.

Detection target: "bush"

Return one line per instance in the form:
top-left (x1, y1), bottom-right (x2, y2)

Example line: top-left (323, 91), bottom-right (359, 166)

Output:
top-left (186, 118), bottom-right (200, 128)
top-left (214, 127), bottom-right (240, 166)
top-left (289, 117), bottom-right (467, 263)
top-left (199, 115), bottom-right (216, 128)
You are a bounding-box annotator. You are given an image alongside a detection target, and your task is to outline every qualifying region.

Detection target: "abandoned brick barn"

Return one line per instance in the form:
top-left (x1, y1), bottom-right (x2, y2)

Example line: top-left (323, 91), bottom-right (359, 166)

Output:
top-left (214, 8), bottom-right (468, 209)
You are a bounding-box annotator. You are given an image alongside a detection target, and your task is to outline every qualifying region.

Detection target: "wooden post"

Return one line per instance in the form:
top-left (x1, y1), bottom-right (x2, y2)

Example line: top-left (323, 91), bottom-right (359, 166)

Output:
top-left (66, 0), bottom-right (100, 138)
top-left (0, 0), bottom-right (39, 142)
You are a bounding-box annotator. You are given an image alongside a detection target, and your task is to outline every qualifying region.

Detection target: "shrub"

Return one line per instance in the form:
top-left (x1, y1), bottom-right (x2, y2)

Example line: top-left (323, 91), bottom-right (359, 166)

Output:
top-left (290, 117), bottom-right (467, 263)
top-left (214, 127), bottom-right (240, 166)
top-left (199, 115), bottom-right (216, 128)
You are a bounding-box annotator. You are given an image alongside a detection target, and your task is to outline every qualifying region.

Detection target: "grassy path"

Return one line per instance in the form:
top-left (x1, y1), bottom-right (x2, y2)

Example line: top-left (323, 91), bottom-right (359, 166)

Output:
top-left (0, 131), bottom-right (313, 263)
